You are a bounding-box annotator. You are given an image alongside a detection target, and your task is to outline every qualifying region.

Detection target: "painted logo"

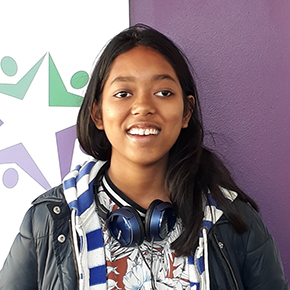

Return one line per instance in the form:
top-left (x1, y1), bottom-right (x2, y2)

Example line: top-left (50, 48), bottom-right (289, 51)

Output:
top-left (0, 54), bottom-right (88, 189)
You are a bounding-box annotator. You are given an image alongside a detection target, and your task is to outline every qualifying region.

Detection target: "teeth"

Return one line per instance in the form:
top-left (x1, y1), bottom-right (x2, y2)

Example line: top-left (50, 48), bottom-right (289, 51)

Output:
top-left (128, 128), bottom-right (160, 136)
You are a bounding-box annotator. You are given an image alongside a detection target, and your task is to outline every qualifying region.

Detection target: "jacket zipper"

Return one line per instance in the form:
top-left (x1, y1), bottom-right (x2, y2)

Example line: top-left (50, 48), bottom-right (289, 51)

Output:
top-left (213, 233), bottom-right (239, 290)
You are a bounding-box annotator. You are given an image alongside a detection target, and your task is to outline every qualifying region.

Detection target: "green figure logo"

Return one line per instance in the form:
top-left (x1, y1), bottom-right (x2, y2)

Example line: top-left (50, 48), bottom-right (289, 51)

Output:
top-left (48, 54), bottom-right (88, 107)
top-left (0, 54), bottom-right (88, 107)
top-left (0, 55), bottom-right (45, 99)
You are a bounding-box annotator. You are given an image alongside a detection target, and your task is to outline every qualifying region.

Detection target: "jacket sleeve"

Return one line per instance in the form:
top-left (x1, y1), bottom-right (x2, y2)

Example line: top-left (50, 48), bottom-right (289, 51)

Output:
top-left (0, 207), bottom-right (38, 290)
top-left (241, 206), bottom-right (289, 290)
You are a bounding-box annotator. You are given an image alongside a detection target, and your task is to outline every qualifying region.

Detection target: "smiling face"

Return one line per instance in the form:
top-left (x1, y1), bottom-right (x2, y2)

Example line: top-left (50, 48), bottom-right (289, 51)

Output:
top-left (91, 46), bottom-right (192, 169)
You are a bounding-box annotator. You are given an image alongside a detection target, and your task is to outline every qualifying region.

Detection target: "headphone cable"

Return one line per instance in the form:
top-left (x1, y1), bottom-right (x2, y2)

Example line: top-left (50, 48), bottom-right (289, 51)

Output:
top-left (136, 243), bottom-right (157, 290)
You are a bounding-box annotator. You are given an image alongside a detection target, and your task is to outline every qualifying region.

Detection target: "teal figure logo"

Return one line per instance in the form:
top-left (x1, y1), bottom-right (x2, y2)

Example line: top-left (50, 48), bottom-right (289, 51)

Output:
top-left (0, 55), bottom-right (45, 99)
top-left (48, 54), bottom-right (88, 107)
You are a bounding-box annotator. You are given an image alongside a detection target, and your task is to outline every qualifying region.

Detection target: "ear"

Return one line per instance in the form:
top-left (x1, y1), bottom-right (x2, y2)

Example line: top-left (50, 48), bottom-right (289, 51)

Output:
top-left (182, 95), bottom-right (195, 128)
top-left (90, 101), bottom-right (104, 130)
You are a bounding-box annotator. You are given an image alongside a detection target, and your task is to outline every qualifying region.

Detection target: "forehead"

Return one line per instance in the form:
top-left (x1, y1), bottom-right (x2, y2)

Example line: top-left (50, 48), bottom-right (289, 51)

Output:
top-left (106, 46), bottom-right (179, 82)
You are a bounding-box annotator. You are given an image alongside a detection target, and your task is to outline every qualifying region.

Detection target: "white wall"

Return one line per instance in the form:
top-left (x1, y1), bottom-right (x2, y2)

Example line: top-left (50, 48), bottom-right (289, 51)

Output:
top-left (0, 0), bottom-right (129, 267)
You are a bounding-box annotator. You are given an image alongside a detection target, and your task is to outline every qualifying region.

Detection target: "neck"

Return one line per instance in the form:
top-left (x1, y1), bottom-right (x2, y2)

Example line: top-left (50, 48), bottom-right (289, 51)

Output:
top-left (107, 158), bottom-right (170, 209)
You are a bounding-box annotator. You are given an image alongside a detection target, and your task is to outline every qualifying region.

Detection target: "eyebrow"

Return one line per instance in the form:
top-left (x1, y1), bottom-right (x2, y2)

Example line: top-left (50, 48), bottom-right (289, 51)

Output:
top-left (111, 76), bottom-right (135, 84)
top-left (152, 74), bottom-right (177, 83)
top-left (111, 74), bottom-right (177, 84)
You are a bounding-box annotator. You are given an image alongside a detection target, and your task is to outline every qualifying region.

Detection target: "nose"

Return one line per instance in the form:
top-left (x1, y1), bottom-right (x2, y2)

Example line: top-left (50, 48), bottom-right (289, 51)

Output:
top-left (131, 92), bottom-right (156, 116)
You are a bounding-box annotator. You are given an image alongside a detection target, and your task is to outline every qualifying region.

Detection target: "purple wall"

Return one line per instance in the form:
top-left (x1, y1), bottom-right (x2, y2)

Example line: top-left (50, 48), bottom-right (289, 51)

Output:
top-left (130, 0), bottom-right (290, 280)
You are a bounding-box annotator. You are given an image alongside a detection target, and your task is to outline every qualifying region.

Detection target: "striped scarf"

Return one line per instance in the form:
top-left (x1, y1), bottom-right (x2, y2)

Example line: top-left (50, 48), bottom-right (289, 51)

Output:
top-left (63, 158), bottom-right (237, 290)
top-left (189, 188), bottom-right (237, 290)
top-left (63, 158), bottom-right (107, 290)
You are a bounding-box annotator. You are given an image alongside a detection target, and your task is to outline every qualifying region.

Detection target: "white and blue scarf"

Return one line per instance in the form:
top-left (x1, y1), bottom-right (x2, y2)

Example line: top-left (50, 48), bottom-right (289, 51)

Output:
top-left (63, 158), bottom-right (237, 290)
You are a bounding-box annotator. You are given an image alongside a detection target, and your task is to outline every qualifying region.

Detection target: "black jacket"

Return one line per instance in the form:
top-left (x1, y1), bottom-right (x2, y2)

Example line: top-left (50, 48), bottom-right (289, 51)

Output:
top-left (0, 185), bottom-right (288, 290)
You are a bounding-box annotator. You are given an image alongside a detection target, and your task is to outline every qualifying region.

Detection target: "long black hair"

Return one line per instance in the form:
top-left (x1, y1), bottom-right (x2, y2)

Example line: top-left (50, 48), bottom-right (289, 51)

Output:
top-left (77, 23), bottom-right (258, 256)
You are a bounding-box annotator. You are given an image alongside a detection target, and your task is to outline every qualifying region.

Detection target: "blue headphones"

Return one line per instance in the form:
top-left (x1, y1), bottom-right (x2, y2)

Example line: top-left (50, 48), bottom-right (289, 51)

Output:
top-left (96, 196), bottom-right (177, 247)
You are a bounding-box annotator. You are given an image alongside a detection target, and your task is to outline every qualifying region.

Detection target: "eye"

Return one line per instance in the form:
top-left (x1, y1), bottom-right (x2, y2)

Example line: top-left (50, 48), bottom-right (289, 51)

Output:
top-left (155, 90), bottom-right (173, 97)
top-left (114, 91), bottom-right (132, 98)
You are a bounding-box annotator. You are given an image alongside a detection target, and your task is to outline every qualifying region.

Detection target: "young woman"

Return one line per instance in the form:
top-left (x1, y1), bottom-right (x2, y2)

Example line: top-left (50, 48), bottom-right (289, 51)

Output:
top-left (0, 24), bottom-right (288, 290)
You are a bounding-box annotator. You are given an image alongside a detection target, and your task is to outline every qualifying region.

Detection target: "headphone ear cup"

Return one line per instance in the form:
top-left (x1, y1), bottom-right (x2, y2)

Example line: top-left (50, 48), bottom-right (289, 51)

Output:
top-left (107, 206), bottom-right (145, 247)
top-left (145, 200), bottom-right (176, 242)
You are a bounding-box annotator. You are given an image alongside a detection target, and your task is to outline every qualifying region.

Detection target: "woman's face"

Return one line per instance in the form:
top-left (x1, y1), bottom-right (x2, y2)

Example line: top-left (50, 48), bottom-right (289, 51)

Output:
top-left (91, 46), bottom-right (192, 168)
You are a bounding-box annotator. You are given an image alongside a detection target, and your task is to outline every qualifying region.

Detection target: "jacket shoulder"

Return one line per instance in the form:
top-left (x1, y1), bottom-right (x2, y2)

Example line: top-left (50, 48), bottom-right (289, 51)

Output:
top-left (213, 197), bottom-right (276, 258)
top-left (233, 198), bottom-right (288, 288)
top-left (32, 184), bottom-right (65, 205)
top-left (234, 198), bottom-right (269, 244)
top-left (209, 197), bottom-right (288, 289)
top-left (0, 184), bottom-right (76, 290)
top-left (20, 184), bottom-right (69, 239)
